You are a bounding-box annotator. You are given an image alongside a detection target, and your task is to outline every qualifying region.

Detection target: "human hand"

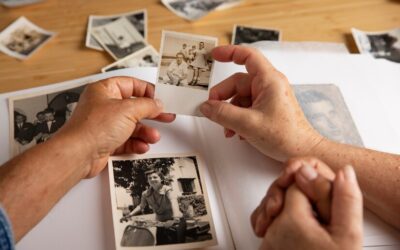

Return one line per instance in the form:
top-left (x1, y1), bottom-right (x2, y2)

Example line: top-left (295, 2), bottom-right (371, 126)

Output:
top-left (257, 164), bottom-right (363, 250)
top-left (251, 157), bottom-right (336, 237)
top-left (200, 45), bottom-right (323, 161)
top-left (58, 76), bottom-right (175, 178)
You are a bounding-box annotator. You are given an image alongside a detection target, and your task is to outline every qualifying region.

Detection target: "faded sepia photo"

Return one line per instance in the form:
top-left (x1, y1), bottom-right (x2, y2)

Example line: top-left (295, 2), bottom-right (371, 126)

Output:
top-left (352, 28), bottom-right (400, 63)
top-left (232, 25), bottom-right (281, 45)
top-left (293, 84), bottom-right (363, 146)
top-left (86, 10), bottom-right (146, 51)
top-left (91, 16), bottom-right (146, 60)
top-left (0, 16), bottom-right (55, 60)
top-left (9, 85), bottom-right (86, 157)
top-left (161, 0), bottom-right (225, 21)
top-left (102, 45), bottom-right (159, 73)
top-left (108, 154), bottom-right (217, 250)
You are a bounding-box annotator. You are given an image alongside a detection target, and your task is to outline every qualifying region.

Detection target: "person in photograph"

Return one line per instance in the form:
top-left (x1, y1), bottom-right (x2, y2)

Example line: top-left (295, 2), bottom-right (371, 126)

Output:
top-left (368, 33), bottom-right (400, 63)
top-left (35, 108), bottom-right (64, 143)
top-left (190, 41), bottom-right (208, 86)
top-left (6, 28), bottom-right (48, 55)
top-left (138, 54), bottom-right (157, 67)
top-left (187, 44), bottom-right (196, 63)
top-left (179, 43), bottom-right (189, 61)
top-left (162, 52), bottom-right (189, 86)
top-left (123, 169), bottom-right (186, 245)
top-left (13, 111), bottom-right (35, 154)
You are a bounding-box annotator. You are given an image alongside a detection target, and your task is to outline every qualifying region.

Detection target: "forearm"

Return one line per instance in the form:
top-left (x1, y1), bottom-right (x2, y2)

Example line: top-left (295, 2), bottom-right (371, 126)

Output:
top-left (311, 138), bottom-right (400, 228)
top-left (0, 130), bottom-right (92, 241)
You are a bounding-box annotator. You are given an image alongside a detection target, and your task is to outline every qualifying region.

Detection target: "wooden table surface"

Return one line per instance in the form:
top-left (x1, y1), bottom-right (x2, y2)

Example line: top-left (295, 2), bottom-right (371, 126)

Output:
top-left (0, 0), bottom-right (399, 93)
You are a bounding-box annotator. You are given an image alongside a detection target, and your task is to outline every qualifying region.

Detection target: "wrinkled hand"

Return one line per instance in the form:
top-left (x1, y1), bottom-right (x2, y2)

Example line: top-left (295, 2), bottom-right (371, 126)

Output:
top-left (253, 159), bottom-right (363, 250)
top-left (59, 76), bottom-right (175, 178)
top-left (200, 45), bottom-right (323, 161)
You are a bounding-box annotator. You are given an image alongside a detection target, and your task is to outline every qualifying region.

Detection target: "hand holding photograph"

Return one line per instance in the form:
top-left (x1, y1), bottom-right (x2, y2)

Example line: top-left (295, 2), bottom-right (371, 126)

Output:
top-left (0, 16), bottom-right (55, 60)
top-left (231, 24), bottom-right (281, 45)
top-left (352, 28), bottom-right (400, 63)
top-left (86, 10), bottom-right (147, 51)
top-left (155, 31), bottom-right (217, 116)
top-left (108, 153), bottom-right (217, 250)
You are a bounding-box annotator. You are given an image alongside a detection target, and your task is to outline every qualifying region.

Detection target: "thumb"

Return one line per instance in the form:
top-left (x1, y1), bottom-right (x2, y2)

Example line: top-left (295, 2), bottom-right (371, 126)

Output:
top-left (330, 165), bottom-right (363, 239)
top-left (123, 97), bottom-right (163, 122)
top-left (200, 100), bottom-right (262, 137)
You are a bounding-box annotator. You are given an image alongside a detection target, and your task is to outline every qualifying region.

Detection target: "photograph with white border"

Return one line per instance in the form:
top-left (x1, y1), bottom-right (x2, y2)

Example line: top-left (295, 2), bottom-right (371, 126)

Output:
top-left (161, 0), bottom-right (225, 21)
top-left (0, 0), bottom-right (42, 7)
top-left (155, 31), bottom-right (217, 116)
top-left (108, 153), bottom-right (217, 250)
top-left (102, 45), bottom-right (159, 73)
top-left (352, 28), bottom-right (400, 63)
top-left (91, 16), bottom-right (147, 60)
top-left (231, 24), bottom-right (281, 45)
top-left (86, 9), bottom-right (147, 51)
top-left (0, 16), bottom-right (55, 60)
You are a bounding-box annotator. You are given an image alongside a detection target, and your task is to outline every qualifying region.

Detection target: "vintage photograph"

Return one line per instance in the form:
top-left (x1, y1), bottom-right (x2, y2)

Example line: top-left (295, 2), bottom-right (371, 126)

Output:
top-left (0, 0), bottom-right (42, 8)
top-left (86, 9), bottom-right (147, 51)
top-left (232, 25), bottom-right (281, 45)
top-left (108, 154), bottom-right (217, 250)
top-left (102, 45), bottom-right (159, 72)
top-left (352, 28), bottom-right (400, 63)
top-left (0, 16), bottom-right (55, 60)
top-left (161, 0), bottom-right (225, 21)
top-left (9, 84), bottom-right (86, 157)
top-left (293, 84), bottom-right (364, 147)
top-left (91, 16), bottom-right (147, 60)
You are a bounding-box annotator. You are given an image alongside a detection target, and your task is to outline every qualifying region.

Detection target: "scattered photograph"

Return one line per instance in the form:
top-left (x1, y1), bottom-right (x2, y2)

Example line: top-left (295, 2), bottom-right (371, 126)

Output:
top-left (102, 45), bottom-right (159, 73)
top-left (108, 153), bottom-right (217, 250)
top-left (91, 16), bottom-right (147, 60)
top-left (215, 0), bottom-right (242, 11)
top-left (9, 83), bottom-right (88, 157)
top-left (86, 9), bottom-right (147, 51)
top-left (293, 84), bottom-right (364, 147)
top-left (232, 25), bottom-right (281, 45)
top-left (352, 28), bottom-right (400, 63)
top-left (0, 0), bottom-right (42, 8)
top-left (0, 16), bottom-right (55, 60)
top-left (155, 31), bottom-right (217, 116)
top-left (161, 0), bottom-right (225, 21)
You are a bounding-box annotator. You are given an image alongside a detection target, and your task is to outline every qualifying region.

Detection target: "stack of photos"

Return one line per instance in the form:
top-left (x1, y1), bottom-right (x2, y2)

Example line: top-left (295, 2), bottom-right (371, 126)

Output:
top-left (0, 0), bottom-right (42, 8)
top-left (108, 153), bottom-right (217, 250)
top-left (352, 28), bottom-right (400, 63)
top-left (155, 31), bottom-right (218, 116)
top-left (9, 82), bottom-right (89, 157)
top-left (86, 9), bottom-right (159, 72)
top-left (161, 0), bottom-right (227, 21)
top-left (231, 25), bottom-right (281, 45)
top-left (293, 84), bottom-right (364, 147)
top-left (0, 16), bottom-right (55, 60)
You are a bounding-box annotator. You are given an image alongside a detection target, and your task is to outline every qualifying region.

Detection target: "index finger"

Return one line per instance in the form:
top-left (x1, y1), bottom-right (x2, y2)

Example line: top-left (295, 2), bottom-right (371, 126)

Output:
top-left (96, 76), bottom-right (155, 99)
top-left (212, 45), bottom-right (274, 75)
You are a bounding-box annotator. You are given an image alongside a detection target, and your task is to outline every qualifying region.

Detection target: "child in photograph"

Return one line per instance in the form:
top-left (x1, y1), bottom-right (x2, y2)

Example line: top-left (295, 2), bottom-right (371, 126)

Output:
top-left (190, 42), bottom-right (208, 86)
top-left (163, 52), bottom-right (189, 86)
top-left (123, 169), bottom-right (186, 245)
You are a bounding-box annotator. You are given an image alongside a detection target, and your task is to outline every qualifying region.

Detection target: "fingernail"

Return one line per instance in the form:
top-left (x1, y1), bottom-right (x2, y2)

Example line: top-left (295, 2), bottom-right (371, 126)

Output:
top-left (154, 98), bottom-right (163, 109)
top-left (343, 165), bottom-right (357, 183)
top-left (200, 102), bottom-right (212, 117)
top-left (300, 164), bottom-right (318, 181)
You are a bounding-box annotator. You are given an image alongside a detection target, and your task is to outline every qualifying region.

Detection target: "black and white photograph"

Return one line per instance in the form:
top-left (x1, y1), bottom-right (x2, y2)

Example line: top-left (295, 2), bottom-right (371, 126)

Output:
top-left (215, 0), bottom-right (243, 11)
top-left (0, 16), bottom-right (55, 60)
top-left (0, 0), bottom-right (42, 7)
top-left (352, 28), bottom-right (400, 63)
top-left (155, 31), bottom-right (217, 116)
top-left (161, 0), bottom-right (225, 21)
top-left (86, 9), bottom-right (147, 51)
top-left (231, 25), bottom-right (281, 45)
top-left (102, 45), bottom-right (159, 73)
top-left (108, 154), bottom-right (217, 250)
top-left (293, 84), bottom-right (364, 146)
top-left (9, 84), bottom-right (87, 157)
top-left (91, 16), bottom-right (147, 60)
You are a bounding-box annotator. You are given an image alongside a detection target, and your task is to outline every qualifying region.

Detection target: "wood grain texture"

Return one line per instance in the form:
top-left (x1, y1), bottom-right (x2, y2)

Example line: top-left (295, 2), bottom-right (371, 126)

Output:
top-left (0, 0), bottom-right (399, 93)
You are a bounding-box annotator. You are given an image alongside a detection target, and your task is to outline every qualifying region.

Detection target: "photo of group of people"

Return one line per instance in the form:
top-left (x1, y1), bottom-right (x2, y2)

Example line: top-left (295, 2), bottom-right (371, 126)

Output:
top-left (108, 154), bottom-right (216, 249)
top-left (10, 85), bottom-right (85, 156)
